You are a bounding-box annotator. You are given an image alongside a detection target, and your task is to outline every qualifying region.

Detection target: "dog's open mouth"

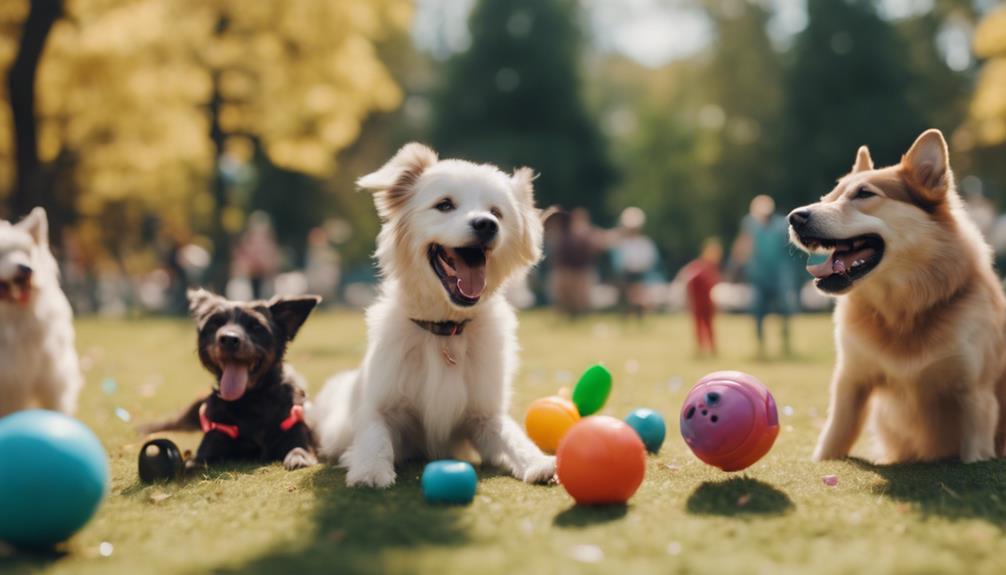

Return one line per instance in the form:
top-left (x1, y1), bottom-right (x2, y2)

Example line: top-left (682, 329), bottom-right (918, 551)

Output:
top-left (799, 234), bottom-right (885, 293)
top-left (216, 360), bottom-right (260, 401)
top-left (429, 244), bottom-right (488, 307)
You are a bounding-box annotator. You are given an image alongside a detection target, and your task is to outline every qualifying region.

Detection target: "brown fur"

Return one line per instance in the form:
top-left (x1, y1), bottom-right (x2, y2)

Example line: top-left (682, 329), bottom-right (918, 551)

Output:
top-left (790, 129), bottom-right (1006, 463)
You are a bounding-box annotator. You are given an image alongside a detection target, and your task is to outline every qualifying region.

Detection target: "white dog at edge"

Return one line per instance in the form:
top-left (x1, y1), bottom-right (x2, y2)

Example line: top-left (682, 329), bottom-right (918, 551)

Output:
top-left (0, 207), bottom-right (84, 417)
top-left (308, 143), bottom-right (556, 488)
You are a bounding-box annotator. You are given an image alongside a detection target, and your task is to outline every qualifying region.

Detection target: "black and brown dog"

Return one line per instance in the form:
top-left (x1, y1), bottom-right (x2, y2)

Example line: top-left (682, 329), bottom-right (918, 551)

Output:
top-left (144, 289), bottom-right (321, 470)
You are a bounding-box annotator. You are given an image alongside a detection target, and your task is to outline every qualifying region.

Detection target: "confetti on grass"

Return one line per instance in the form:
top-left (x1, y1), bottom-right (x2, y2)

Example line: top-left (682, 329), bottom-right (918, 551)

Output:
top-left (115, 407), bottom-right (131, 423)
top-left (149, 492), bottom-right (172, 504)
top-left (568, 544), bottom-right (604, 563)
top-left (822, 475), bottom-right (839, 487)
top-left (99, 542), bottom-right (114, 557)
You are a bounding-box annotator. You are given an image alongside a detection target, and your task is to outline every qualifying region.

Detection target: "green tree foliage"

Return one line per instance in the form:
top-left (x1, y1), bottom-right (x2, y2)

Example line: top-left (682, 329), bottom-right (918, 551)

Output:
top-left (698, 0), bottom-right (784, 249)
top-left (431, 0), bottom-right (615, 217)
top-left (780, 0), bottom-right (927, 206)
top-left (612, 1), bottom-right (784, 270)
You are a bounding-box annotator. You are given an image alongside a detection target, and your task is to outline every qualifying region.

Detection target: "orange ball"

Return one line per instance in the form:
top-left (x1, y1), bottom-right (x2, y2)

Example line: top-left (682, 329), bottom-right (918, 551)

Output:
top-left (524, 396), bottom-right (580, 454)
top-left (556, 416), bottom-right (646, 505)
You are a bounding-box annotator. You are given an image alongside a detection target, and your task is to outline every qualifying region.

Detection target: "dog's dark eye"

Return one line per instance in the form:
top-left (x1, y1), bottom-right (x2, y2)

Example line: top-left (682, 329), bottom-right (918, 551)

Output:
top-left (434, 198), bottom-right (455, 212)
top-left (853, 187), bottom-right (876, 200)
top-left (490, 207), bottom-right (503, 220)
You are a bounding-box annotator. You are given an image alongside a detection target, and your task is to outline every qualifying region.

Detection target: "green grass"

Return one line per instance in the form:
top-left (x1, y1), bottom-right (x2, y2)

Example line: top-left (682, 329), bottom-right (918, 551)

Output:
top-left (3, 311), bottom-right (1006, 575)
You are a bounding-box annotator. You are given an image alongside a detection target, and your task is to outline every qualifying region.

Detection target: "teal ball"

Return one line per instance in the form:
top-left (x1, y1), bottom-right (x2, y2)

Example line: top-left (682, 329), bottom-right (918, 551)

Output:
top-left (421, 460), bottom-right (477, 505)
top-left (0, 410), bottom-right (109, 547)
top-left (625, 408), bottom-right (667, 453)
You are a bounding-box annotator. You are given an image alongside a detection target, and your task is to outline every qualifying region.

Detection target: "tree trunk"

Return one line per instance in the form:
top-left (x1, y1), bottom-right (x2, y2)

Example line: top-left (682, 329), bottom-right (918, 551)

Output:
top-left (206, 14), bottom-right (231, 292)
top-left (6, 0), bottom-right (63, 219)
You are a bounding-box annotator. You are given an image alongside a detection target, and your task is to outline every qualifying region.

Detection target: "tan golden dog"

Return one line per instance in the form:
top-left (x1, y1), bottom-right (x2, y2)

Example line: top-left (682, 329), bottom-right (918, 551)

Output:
top-left (789, 129), bottom-right (1006, 464)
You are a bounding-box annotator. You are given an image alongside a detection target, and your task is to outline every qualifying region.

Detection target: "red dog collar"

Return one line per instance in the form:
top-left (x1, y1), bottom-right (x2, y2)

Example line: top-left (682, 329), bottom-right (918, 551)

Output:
top-left (279, 405), bottom-right (305, 432)
top-left (199, 403), bottom-right (304, 439)
top-left (199, 403), bottom-right (240, 439)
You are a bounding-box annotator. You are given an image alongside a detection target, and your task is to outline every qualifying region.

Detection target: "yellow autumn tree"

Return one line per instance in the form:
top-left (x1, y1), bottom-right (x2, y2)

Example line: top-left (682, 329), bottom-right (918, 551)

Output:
top-left (1, 0), bottom-right (409, 263)
top-left (970, 5), bottom-right (1006, 146)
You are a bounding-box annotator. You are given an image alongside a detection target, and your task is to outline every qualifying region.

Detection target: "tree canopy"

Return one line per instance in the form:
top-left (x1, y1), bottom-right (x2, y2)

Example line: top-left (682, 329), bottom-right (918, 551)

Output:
top-left (431, 0), bottom-right (616, 217)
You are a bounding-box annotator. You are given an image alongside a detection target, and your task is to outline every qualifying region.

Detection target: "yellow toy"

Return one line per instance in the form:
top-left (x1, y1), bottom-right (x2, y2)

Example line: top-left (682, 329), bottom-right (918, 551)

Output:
top-left (524, 396), bottom-right (580, 454)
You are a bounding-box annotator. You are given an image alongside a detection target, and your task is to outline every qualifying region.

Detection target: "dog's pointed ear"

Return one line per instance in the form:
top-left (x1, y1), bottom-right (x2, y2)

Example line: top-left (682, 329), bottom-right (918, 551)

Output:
top-left (357, 143), bottom-right (438, 219)
top-left (511, 167), bottom-right (544, 265)
top-left (16, 207), bottom-right (49, 246)
top-left (269, 295), bottom-right (321, 341)
top-left (901, 129), bottom-right (951, 204)
top-left (187, 288), bottom-right (225, 325)
top-left (511, 167), bottom-right (537, 207)
top-left (852, 145), bottom-right (874, 173)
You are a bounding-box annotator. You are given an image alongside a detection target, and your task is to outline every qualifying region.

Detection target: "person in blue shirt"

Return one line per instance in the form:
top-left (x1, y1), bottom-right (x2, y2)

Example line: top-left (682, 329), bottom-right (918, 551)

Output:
top-left (731, 195), bottom-right (797, 358)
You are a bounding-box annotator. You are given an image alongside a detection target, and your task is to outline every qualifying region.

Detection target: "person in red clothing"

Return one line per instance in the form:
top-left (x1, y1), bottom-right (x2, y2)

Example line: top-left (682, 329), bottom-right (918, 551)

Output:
top-left (680, 238), bottom-right (723, 356)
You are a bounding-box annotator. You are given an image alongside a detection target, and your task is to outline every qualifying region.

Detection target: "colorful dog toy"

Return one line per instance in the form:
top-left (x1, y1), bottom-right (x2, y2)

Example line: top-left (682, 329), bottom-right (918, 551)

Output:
top-left (556, 416), bottom-right (646, 505)
top-left (0, 410), bottom-right (109, 547)
top-left (138, 438), bottom-right (186, 483)
top-left (624, 408), bottom-right (666, 453)
top-left (525, 395), bottom-right (580, 454)
top-left (679, 371), bottom-right (779, 471)
top-left (422, 460), bottom-right (478, 505)
top-left (572, 364), bottom-right (612, 416)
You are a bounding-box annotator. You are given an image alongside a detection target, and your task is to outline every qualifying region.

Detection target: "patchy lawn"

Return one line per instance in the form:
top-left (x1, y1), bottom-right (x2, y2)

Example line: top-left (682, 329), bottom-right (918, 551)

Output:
top-left (3, 311), bottom-right (1006, 575)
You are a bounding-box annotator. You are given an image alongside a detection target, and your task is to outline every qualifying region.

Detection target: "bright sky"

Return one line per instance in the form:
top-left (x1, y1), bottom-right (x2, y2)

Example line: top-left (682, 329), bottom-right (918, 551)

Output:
top-left (412, 0), bottom-right (967, 69)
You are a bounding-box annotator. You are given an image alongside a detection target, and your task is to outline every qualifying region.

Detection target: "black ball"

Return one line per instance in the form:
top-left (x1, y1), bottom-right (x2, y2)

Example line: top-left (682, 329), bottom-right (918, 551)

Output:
top-left (138, 438), bottom-right (184, 483)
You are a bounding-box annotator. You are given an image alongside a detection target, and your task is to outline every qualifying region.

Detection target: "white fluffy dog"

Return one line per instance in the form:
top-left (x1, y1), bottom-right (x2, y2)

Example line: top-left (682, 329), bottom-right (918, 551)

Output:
top-left (0, 208), bottom-right (84, 417)
top-left (309, 143), bottom-right (555, 488)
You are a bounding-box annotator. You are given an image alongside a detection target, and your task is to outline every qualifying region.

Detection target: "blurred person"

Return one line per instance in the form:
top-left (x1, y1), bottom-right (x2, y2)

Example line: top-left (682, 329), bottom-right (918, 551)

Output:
top-left (963, 187), bottom-right (996, 239)
top-left (305, 227), bottom-right (341, 304)
top-left (546, 208), bottom-right (606, 318)
top-left (679, 238), bottom-right (722, 356)
top-left (731, 194), bottom-right (797, 358)
top-left (60, 228), bottom-right (99, 314)
top-left (232, 211), bottom-right (281, 300)
top-left (611, 207), bottom-right (658, 320)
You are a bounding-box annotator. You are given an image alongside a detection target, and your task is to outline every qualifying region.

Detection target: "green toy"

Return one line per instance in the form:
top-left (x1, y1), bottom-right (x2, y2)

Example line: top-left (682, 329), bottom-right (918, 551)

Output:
top-left (572, 364), bottom-right (612, 416)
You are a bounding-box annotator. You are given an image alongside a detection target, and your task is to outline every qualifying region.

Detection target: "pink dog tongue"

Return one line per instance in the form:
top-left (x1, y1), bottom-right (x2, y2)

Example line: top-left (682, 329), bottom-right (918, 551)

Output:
top-left (807, 253), bottom-right (838, 279)
top-left (219, 363), bottom-right (249, 401)
top-left (454, 259), bottom-right (486, 299)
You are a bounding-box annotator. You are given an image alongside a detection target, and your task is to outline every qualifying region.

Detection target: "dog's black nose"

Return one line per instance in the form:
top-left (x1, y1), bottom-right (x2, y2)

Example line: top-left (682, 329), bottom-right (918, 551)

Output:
top-left (219, 333), bottom-right (241, 351)
top-left (471, 217), bottom-right (498, 243)
top-left (788, 209), bottom-right (811, 228)
top-left (15, 264), bottom-right (32, 276)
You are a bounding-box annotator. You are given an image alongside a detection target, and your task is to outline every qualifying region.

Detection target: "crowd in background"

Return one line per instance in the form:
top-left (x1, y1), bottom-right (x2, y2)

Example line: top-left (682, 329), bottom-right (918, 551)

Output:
top-left (53, 185), bottom-right (1006, 358)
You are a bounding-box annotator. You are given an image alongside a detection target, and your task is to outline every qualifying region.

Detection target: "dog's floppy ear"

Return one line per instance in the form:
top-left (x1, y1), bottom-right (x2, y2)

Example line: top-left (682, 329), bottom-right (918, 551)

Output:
top-left (269, 295), bottom-right (321, 341)
top-left (901, 129), bottom-right (951, 205)
top-left (852, 145), bottom-right (874, 173)
top-left (187, 288), bottom-right (225, 325)
top-left (16, 207), bottom-right (49, 246)
top-left (357, 143), bottom-right (438, 219)
top-left (511, 167), bottom-right (544, 266)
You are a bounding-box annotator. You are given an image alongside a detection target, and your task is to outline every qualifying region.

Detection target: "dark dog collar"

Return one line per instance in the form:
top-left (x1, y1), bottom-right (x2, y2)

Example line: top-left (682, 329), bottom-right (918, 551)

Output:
top-left (411, 319), bottom-right (469, 336)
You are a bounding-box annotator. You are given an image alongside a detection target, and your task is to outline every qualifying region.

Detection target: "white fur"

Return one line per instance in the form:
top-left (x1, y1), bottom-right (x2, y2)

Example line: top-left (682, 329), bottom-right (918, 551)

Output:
top-left (0, 208), bottom-right (84, 417)
top-left (308, 144), bottom-right (554, 488)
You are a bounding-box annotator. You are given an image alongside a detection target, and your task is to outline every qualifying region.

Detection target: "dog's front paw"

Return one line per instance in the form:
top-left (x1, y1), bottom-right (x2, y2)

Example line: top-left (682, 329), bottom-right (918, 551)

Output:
top-left (283, 447), bottom-right (318, 470)
top-left (811, 444), bottom-right (846, 462)
top-left (519, 456), bottom-right (556, 484)
top-left (961, 444), bottom-right (996, 464)
top-left (346, 461), bottom-right (396, 488)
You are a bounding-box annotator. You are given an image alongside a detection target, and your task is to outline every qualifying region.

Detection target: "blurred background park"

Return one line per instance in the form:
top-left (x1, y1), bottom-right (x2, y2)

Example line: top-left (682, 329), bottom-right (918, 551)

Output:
top-left (2, 0), bottom-right (1006, 321)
